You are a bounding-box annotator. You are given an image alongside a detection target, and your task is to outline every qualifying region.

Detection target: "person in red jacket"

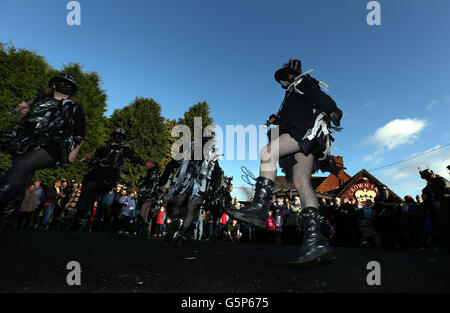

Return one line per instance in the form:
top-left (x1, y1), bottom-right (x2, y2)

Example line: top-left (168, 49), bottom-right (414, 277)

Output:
top-left (155, 206), bottom-right (166, 237)
top-left (266, 210), bottom-right (275, 244)
top-left (219, 211), bottom-right (229, 239)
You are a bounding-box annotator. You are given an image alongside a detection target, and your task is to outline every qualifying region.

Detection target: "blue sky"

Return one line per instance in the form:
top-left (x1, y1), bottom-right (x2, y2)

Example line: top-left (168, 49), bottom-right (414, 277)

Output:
top-left (1, 0), bottom-right (449, 199)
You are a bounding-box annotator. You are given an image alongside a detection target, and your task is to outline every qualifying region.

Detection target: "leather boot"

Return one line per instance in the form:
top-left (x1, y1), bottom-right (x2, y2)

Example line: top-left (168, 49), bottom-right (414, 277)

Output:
top-left (175, 233), bottom-right (187, 248)
top-left (56, 208), bottom-right (80, 227)
top-left (227, 176), bottom-right (274, 229)
top-left (74, 212), bottom-right (91, 234)
top-left (289, 207), bottom-right (333, 267)
top-left (0, 183), bottom-right (20, 237)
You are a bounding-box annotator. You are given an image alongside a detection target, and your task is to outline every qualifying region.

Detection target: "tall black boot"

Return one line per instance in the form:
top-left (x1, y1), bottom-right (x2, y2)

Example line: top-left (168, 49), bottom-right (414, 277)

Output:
top-left (289, 207), bottom-right (333, 267)
top-left (74, 212), bottom-right (91, 235)
top-left (56, 208), bottom-right (80, 227)
top-left (227, 176), bottom-right (274, 229)
top-left (0, 183), bottom-right (20, 237)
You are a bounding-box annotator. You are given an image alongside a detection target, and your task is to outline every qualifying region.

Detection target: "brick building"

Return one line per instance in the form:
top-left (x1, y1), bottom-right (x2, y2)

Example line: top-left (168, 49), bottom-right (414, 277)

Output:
top-left (273, 156), bottom-right (402, 204)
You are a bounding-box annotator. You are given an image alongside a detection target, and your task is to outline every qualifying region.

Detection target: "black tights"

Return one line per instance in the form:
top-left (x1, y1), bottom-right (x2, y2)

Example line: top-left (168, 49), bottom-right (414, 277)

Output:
top-left (2, 148), bottom-right (55, 194)
top-left (260, 133), bottom-right (318, 209)
top-left (75, 181), bottom-right (106, 215)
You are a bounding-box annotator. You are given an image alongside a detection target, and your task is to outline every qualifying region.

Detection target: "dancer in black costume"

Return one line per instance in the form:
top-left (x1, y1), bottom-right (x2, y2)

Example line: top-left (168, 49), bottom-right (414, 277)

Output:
top-left (136, 163), bottom-right (162, 235)
top-left (0, 73), bottom-right (85, 236)
top-left (419, 168), bottom-right (450, 251)
top-left (227, 59), bottom-right (344, 267)
top-left (159, 132), bottom-right (221, 247)
top-left (57, 128), bottom-right (154, 232)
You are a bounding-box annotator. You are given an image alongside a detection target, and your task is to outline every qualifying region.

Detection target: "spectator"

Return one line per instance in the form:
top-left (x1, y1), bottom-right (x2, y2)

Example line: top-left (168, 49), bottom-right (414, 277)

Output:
top-left (48, 179), bottom-right (68, 230)
top-left (17, 184), bottom-right (36, 229)
top-left (118, 189), bottom-right (136, 235)
top-left (373, 186), bottom-right (402, 249)
top-left (284, 198), bottom-right (291, 210)
top-left (319, 199), bottom-right (335, 243)
top-left (31, 180), bottom-right (45, 228)
top-left (350, 197), bottom-right (359, 209)
top-left (333, 197), bottom-right (341, 210)
top-left (405, 196), bottom-right (426, 249)
top-left (38, 180), bottom-right (62, 230)
top-left (357, 200), bottom-right (380, 248)
top-left (266, 210), bottom-right (275, 244)
top-left (416, 194), bottom-right (423, 205)
top-left (96, 188), bottom-right (116, 232)
top-left (227, 219), bottom-right (242, 242)
top-left (155, 206), bottom-right (166, 237)
top-left (284, 196), bottom-right (301, 244)
top-left (232, 197), bottom-right (241, 210)
top-left (204, 210), bottom-right (214, 240)
top-left (319, 198), bottom-right (332, 220)
top-left (335, 197), bottom-right (360, 247)
top-left (218, 211), bottom-right (229, 239)
top-left (193, 206), bottom-right (205, 240)
top-left (274, 209), bottom-right (283, 246)
top-left (398, 196), bottom-right (414, 248)
top-left (272, 197), bottom-right (286, 212)
top-left (111, 184), bottom-right (124, 232)
top-left (60, 179), bottom-right (70, 207)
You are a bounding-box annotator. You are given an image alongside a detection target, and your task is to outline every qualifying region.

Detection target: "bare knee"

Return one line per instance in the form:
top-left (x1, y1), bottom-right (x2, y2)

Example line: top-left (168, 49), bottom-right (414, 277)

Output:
top-left (260, 144), bottom-right (276, 163)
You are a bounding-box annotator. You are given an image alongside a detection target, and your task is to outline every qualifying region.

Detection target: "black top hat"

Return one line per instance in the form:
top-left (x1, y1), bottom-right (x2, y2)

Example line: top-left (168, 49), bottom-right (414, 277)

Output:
top-left (274, 59), bottom-right (303, 84)
top-left (48, 73), bottom-right (78, 94)
top-left (419, 169), bottom-right (434, 180)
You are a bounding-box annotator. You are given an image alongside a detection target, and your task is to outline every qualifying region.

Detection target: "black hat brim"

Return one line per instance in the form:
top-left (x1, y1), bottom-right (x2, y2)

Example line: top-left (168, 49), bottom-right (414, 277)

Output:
top-left (48, 76), bottom-right (78, 94)
top-left (274, 67), bottom-right (291, 83)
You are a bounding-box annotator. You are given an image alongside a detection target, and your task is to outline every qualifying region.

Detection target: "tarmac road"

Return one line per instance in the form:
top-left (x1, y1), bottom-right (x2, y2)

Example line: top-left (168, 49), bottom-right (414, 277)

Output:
top-left (1, 229), bottom-right (450, 293)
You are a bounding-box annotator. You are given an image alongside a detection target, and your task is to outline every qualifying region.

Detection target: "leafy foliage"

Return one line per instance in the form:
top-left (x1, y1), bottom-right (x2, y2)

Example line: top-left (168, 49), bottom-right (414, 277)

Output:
top-left (0, 43), bottom-right (108, 186)
top-left (108, 97), bottom-right (166, 187)
top-left (0, 42), bottom-right (217, 191)
top-left (177, 101), bottom-right (214, 141)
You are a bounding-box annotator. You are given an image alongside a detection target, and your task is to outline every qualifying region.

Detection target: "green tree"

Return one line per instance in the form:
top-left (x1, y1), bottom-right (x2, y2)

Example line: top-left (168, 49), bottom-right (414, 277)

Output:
top-left (177, 101), bottom-right (214, 141)
top-left (108, 97), bottom-right (166, 187)
top-left (159, 118), bottom-right (177, 170)
top-left (0, 42), bottom-right (54, 172)
top-left (0, 42), bottom-right (108, 187)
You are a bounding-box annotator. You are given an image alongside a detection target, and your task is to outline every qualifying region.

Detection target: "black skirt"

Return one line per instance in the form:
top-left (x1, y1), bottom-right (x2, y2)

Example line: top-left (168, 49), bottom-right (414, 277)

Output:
top-left (273, 90), bottom-right (343, 183)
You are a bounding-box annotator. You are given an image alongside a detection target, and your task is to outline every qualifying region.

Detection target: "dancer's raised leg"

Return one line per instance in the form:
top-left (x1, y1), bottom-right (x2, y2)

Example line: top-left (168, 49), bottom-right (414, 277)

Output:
top-left (227, 133), bottom-right (301, 228)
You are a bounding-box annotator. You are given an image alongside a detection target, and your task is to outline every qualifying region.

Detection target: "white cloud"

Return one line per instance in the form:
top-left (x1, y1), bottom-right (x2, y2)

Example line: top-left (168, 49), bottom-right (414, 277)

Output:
top-left (426, 99), bottom-right (436, 111)
top-left (363, 152), bottom-right (383, 164)
top-left (367, 118), bottom-right (427, 150)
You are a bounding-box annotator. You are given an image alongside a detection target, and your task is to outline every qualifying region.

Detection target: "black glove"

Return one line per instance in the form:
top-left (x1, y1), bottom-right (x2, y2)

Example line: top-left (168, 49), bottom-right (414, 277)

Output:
top-left (330, 108), bottom-right (343, 127)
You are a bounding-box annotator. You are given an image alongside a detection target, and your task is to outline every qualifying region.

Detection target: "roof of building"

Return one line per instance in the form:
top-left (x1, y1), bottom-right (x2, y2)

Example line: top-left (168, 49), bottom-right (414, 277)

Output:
top-left (333, 169), bottom-right (402, 201)
top-left (273, 168), bottom-right (402, 201)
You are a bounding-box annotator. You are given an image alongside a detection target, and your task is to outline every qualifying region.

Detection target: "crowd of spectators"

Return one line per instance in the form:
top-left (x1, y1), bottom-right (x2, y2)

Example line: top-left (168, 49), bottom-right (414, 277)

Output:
top-left (13, 173), bottom-right (449, 253)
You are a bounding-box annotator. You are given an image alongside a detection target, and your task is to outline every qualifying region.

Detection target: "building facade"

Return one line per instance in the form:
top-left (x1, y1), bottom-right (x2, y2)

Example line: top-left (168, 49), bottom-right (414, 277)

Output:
top-left (273, 156), bottom-right (402, 204)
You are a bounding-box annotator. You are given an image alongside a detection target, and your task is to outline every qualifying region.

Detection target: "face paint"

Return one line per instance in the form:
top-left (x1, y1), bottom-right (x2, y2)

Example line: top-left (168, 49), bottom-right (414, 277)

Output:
top-left (55, 81), bottom-right (75, 95)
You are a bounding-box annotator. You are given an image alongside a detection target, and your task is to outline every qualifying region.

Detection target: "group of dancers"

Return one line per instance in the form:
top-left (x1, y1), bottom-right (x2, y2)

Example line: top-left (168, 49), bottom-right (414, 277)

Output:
top-left (0, 58), bottom-right (344, 267)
